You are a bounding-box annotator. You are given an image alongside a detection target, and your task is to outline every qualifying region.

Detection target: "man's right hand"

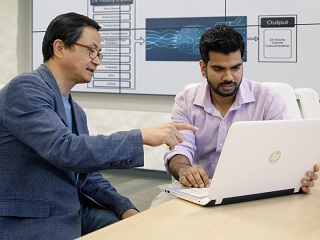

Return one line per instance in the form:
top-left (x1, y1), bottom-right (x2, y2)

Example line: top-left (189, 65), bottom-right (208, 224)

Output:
top-left (140, 122), bottom-right (197, 150)
top-left (168, 154), bottom-right (210, 188)
top-left (178, 165), bottom-right (210, 188)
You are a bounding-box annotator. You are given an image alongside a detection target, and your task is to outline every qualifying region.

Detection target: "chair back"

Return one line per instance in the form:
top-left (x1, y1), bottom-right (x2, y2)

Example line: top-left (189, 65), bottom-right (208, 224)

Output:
top-left (294, 88), bottom-right (320, 119)
top-left (263, 82), bottom-right (302, 119)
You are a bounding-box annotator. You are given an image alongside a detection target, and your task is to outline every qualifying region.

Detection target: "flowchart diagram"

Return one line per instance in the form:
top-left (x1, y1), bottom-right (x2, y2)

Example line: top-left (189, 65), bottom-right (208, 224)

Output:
top-left (32, 0), bottom-right (320, 95)
top-left (87, 0), bottom-right (137, 92)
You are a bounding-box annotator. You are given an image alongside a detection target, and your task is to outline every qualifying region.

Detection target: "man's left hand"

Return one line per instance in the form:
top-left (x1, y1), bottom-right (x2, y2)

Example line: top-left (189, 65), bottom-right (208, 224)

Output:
top-left (120, 209), bottom-right (139, 219)
top-left (301, 164), bottom-right (319, 193)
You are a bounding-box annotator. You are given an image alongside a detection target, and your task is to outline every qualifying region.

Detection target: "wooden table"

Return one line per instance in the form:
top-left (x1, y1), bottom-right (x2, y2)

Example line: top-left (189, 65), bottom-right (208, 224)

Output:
top-left (77, 182), bottom-right (320, 240)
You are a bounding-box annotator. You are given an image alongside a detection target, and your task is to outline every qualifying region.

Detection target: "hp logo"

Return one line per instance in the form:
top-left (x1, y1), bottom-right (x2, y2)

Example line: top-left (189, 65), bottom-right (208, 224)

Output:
top-left (269, 151), bottom-right (281, 164)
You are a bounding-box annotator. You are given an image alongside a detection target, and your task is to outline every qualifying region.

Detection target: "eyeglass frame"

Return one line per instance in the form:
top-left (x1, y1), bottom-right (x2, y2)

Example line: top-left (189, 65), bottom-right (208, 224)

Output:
top-left (74, 42), bottom-right (103, 61)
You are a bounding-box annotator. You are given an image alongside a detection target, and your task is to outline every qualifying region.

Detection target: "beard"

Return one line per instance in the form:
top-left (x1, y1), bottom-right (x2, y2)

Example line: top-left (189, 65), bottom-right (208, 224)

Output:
top-left (207, 78), bottom-right (242, 97)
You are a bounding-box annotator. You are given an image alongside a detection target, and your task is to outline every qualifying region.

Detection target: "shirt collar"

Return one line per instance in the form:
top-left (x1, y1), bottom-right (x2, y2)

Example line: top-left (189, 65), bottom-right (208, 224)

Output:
top-left (231, 79), bottom-right (256, 110)
top-left (193, 79), bottom-right (256, 113)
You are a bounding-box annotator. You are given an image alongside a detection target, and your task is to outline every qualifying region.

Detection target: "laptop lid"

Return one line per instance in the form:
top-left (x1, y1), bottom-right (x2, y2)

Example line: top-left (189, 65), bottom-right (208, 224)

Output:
top-left (159, 119), bottom-right (320, 206)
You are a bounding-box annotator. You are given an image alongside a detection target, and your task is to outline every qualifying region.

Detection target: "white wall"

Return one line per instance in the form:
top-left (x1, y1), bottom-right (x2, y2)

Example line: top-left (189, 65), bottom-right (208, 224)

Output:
top-left (0, 1), bottom-right (18, 85)
top-left (0, 0), bottom-right (32, 83)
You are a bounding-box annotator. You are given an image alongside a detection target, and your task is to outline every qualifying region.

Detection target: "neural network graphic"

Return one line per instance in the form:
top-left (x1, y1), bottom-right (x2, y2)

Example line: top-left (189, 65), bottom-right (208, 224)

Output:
top-left (146, 16), bottom-right (247, 61)
top-left (146, 25), bottom-right (207, 56)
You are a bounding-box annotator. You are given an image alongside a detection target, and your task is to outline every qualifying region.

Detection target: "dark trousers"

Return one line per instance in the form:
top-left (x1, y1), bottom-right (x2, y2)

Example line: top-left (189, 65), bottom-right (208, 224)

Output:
top-left (80, 203), bottom-right (120, 236)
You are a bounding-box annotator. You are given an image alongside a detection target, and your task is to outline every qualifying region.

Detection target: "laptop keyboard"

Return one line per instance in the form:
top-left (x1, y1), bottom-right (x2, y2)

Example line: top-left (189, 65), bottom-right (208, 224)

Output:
top-left (180, 187), bottom-right (209, 198)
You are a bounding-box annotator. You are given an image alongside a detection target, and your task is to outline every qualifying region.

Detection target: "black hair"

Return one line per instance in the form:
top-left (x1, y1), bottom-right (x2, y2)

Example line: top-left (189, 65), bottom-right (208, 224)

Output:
top-left (42, 12), bottom-right (101, 62)
top-left (199, 24), bottom-right (245, 64)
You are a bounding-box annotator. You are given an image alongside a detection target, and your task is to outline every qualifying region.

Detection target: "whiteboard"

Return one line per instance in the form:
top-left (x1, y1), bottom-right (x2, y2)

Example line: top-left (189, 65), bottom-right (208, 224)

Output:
top-left (32, 0), bottom-right (320, 95)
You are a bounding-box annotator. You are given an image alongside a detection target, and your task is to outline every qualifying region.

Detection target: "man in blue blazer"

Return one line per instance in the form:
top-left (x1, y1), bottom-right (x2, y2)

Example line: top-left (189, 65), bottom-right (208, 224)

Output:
top-left (0, 12), bottom-right (197, 239)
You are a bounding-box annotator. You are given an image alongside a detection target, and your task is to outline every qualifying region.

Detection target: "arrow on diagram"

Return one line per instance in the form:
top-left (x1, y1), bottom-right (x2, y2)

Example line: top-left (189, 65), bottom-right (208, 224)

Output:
top-left (247, 36), bottom-right (259, 41)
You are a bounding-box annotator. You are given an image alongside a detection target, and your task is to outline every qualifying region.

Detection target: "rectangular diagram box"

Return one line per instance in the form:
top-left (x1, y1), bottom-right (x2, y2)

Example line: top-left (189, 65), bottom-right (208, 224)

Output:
top-left (258, 15), bottom-right (297, 62)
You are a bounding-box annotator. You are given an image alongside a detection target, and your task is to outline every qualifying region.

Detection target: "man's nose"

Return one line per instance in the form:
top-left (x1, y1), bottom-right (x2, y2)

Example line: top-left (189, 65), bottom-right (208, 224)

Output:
top-left (223, 70), bottom-right (233, 81)
top-left (92, 55), bottom-right (101, 66)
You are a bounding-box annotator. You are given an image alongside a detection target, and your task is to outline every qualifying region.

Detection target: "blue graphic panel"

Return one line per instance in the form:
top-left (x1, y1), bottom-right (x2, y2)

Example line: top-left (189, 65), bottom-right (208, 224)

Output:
top-left (146, 16), bottom-right (247, 62)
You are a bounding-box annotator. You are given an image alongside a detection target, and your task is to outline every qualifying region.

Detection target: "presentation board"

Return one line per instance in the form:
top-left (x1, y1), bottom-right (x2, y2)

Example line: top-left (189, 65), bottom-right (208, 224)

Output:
top-left (32, 0), bottom-right (320, 95)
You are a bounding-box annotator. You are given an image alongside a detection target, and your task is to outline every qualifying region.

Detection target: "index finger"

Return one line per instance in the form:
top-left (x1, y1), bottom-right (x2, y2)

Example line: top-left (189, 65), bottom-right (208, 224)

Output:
top-left (174, 123), bottom-right (198, 132)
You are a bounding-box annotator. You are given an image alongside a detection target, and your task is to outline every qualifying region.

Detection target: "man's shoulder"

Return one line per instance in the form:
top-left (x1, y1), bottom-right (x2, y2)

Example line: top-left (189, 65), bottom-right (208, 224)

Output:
top-left (9, 66), bottom-right (49, 88)
top-left (176, 82), bottom-right (206, 100)
top-left (3, 67), bottom-right (58, 105)
top-left (242, 78), bottom-right (278, 96)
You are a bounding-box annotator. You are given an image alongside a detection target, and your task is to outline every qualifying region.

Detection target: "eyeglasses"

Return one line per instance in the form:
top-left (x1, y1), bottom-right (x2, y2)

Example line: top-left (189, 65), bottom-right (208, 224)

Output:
top-left (74, 42), bottom-right (103, 61)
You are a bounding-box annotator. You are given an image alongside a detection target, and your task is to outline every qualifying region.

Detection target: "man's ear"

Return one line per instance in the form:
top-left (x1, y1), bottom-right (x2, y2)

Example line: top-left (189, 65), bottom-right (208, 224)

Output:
top-left (199, 60), bottom-right (207, 78)
top-left (52, 39), bottom-right (64, 59)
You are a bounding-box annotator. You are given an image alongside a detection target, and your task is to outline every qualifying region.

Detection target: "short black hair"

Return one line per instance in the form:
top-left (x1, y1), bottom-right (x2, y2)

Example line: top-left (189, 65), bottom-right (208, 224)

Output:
top-left (42, 12), bottom-right (101, 62)
top-left (199, 24), bottom-right (245, 64)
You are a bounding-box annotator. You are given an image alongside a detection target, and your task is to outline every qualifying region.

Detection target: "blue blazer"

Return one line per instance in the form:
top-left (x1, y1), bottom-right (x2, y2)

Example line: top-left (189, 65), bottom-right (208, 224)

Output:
top-left (0, 65), bottom-right (144, 239)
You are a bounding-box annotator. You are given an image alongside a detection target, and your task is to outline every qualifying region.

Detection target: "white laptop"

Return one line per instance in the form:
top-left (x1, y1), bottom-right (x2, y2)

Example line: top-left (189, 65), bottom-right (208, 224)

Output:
top-left (159, 119), bottom-right (320, 206)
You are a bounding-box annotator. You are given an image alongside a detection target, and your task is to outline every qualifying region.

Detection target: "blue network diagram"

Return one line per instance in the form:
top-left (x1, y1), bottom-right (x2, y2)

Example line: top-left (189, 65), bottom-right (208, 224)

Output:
top-left (146, 16), bottom-right (247, 62)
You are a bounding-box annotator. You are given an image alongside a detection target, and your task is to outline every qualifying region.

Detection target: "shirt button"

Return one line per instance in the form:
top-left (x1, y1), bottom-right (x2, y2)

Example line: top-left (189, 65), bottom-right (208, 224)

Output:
top-left (121, 160), bottom-right (127, 166)
top-left (111, 161), bottom-right (122, 167)
top-left (219, 143), bottom-right (223, 147)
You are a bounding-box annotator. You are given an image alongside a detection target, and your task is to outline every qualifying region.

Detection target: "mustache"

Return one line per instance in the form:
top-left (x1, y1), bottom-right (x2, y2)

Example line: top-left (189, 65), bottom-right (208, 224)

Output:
top-left (219, 81), bottom-right (236, 86)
